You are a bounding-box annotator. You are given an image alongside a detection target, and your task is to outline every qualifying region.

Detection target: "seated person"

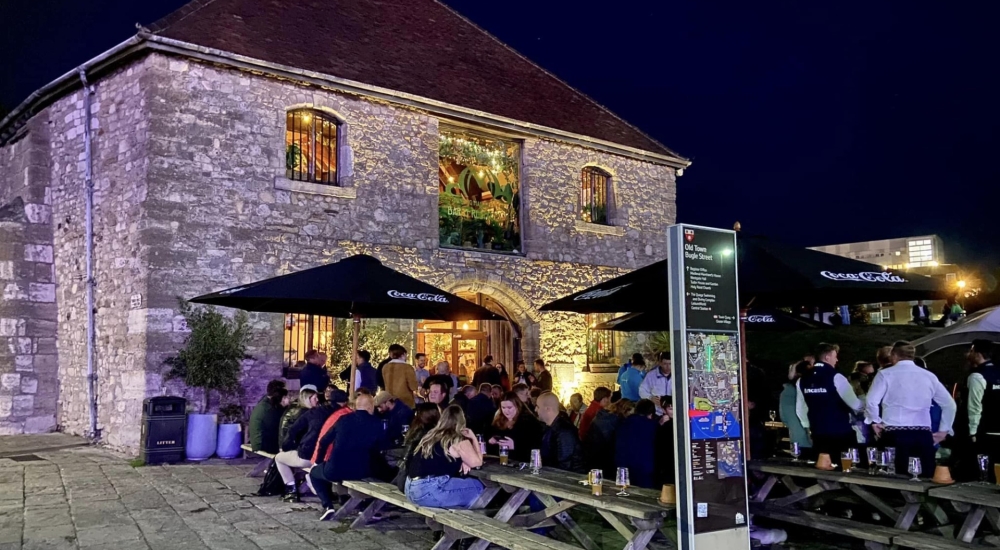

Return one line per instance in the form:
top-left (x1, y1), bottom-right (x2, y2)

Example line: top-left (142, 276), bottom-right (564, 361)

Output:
top-left (311, 394), bottom-right (384, 520)
top-left (654, 396), bottom-right (676, 486)
top-left (249, 380), bottom-right (288, 454)
top-left (535, 392), bottom-right (586, 473)
top-left (375, 391), bottom-right (414, 449)
top-left (614, 399), bottom-right (658, 488)
top-left (310, 389), bottom-right (351, 463)
top-left (404, 405), bottom-right (485, 508)
top-left (486, 391), bottom-right (543, 462)
top-left (276, 387), bottom-right (334, 502)
top-left (464, 384), bottom-right (497, 435)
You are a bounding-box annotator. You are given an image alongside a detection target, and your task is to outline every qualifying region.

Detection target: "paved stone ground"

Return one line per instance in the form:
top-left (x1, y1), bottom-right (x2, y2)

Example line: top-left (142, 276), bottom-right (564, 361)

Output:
top-left (0, 435), bottom-right (846, 550)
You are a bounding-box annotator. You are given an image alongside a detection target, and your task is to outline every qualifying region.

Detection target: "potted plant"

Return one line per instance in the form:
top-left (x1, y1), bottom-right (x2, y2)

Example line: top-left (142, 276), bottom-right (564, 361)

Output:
top-left (165, 300), bottom-right (252, 461)
top-left (216, 404), bottom-right (245, 459)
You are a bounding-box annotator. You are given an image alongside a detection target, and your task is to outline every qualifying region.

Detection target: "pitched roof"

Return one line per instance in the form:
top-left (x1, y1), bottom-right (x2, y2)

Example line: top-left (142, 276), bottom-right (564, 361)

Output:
top-left (149, 0), bottom-right (683, 160)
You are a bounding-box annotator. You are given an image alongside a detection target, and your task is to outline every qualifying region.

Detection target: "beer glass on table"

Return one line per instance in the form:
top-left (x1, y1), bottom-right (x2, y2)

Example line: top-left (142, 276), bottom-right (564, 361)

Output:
top-left (977, 455), bottom-right (989, 483)
top-left (589, 469), bottom-right (604, 496)
top-left (885, 448), bottom-right (896, 475)
top-left (907, 457), bottom-right (922, 481)
top-left (790, 442), bottom-right (801, 463)
top-left (840, 452), bottom-right (853, 473)
top-left (499, 444), bottom-right (509, 466)
top-left (866, 447), bottom-right (879, 475)
top-left (530, 450), bottom-right (542, 475)
top-left (615, 467), bottom-right (630, 497)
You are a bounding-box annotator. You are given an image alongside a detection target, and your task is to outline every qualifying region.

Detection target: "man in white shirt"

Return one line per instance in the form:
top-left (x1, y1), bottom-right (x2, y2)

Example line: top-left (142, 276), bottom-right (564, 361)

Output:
top-left (865, 340), bottom-right (956, 478)
top-left (796, 343), bottom-right (863, 463)
top-left (639, 352), bottom-right (672, 415)
top-left (966, 339), bottom-right (999, 483)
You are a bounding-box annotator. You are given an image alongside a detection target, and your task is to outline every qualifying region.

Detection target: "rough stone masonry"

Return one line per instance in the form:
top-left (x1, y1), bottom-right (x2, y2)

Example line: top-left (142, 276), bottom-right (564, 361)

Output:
top-left (0, 52), bottom-right (677, 453)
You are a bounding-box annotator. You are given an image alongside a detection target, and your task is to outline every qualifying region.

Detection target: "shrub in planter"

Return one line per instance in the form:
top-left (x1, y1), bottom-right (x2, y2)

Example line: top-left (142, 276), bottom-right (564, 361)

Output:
top-left (165, 300), bottom-right (252, 461)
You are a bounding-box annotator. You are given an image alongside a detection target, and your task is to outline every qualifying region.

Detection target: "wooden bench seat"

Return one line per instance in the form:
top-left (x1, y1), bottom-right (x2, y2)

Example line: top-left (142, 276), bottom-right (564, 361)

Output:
top-left (894, 533), bottom-right (991, 550)
top-left (240, 443), bottom-right (274, 477)
top-left (751, 504), bottom-right (903, 546)
top-left (341, 480), bottom-right (582, 550)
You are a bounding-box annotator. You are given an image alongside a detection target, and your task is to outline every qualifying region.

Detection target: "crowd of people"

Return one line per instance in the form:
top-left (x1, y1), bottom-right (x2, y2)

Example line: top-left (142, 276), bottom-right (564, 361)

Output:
top-left (781, 339), bottom-right (997, 481)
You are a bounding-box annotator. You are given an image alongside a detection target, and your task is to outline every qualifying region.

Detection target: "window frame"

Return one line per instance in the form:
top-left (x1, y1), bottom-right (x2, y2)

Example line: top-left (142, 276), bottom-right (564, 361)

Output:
top-left (285, 109), bottom-right (341, 186)
top-left (580, 166), bottom-right (613, 225)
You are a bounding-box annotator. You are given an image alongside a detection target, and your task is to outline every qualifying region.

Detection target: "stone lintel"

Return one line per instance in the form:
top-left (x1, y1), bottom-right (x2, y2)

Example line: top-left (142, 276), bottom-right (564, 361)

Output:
top-left (573, 220), bottom-right (626, 237)
top-left (274, 177), bottom-right (357, 199)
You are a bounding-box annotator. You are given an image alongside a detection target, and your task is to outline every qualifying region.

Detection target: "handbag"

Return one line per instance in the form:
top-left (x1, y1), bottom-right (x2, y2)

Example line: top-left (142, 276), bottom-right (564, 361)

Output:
top-left (255, 459), bottom-right (286, 496)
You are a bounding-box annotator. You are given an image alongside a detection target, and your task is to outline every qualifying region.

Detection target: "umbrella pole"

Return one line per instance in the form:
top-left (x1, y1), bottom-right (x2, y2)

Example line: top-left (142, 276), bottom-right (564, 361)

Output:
top-left (740, 308), bottom-right (751, 460)
top-left (349, 314), bottom-right (360, 399)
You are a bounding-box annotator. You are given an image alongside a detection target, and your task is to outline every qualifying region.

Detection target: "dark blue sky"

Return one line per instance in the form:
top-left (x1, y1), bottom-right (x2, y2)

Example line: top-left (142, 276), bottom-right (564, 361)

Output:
top-left (2, 0), bottom-right (998, 266)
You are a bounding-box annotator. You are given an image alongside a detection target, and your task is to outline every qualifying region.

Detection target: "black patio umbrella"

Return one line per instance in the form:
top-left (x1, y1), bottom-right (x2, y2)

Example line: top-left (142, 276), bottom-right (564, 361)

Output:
top-left (540, 234), bottom-right (946, 313)
top-left (191, 254), bottom-right (501, 395)
top-left (593, 308), bottom-right (824, 333)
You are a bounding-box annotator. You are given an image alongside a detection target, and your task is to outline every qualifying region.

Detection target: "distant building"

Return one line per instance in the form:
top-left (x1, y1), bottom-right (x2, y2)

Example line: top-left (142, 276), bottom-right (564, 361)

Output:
top-left (810, 235), bottom-right (959, 324)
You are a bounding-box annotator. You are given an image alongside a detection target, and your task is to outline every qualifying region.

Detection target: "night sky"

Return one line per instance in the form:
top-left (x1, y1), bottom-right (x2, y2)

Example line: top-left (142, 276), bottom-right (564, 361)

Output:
top-left (2, 0), bottom-right (998, 266)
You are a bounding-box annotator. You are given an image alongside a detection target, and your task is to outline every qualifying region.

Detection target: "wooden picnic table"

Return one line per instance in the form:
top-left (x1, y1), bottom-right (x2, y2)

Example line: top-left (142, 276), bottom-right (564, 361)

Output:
top-left (750, 459), bottom-right (999, 549)
top-left (468, 460), bottom-right (674, 550)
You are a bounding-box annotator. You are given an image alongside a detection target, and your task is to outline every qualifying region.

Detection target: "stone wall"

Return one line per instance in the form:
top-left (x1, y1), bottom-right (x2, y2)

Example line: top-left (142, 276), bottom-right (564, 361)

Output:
top-left (0, 117), bottom-right (59, 434)
top-left (47, 60), bottom-right (154, 449)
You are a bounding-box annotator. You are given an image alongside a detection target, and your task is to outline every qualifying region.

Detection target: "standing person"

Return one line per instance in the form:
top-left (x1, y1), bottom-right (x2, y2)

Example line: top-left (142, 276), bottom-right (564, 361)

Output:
top-left (383, 345), bottom-right (418, 408)
top-left (354, 350), bottom-right (378, 394)
top-left (567, 393), bottom-right (587, 427)
top-left (619, 353), bottom-right (647, 402)
top-left (497, 363), bottom-right (511, 391)
top-left (276, 387), bottom-right (334, 502)
top-left (578, 387), bottom-right (612, 439)
top-left (310, 394), bottom-right (384, 519)
top-left (865, 341), bottom-right (956, 477)
top-left (404, 405), bottom-right (485, 509)
top-left (875, 346), bottom-right (893, 372)
top-left (780, 361), bottom-right (813, 459)
top-left (533, 359), bottom-right (553, 392)
top-left (472, 355), bottom-right (502, 388)
top-left (464, 384), bottom-right (497, 435)
top-left (615, 399), bottom-right (658, 489)
top-left (513, 361), bottom-right (535, 387)
top-left (654, 396), bottom-right (676, 486)
top-left (249, 380), bottom-right (288, 454)
top-left (639, 352), bottom-right (673, 415)
top-left (376, 344), bottom-right (406, 391)
top-left (796, 343), bottom-right (863, 464)
top-left (967, 340), bottom-right (1000, 482)
top-left (486, 391), bottom-right (543, 462)
top-left (413, 353), bottom-right (431, 393)
top-left (535, 392), bottom-right (586, 473)
top-left (300, 350), bottom-right (331, 397)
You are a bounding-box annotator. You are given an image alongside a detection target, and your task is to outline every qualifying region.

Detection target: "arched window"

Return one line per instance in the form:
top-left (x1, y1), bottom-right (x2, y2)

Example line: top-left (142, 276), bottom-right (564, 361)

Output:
top-left (285, 109), bottom-right (339, 184)
top-left (581, 166), bottom-right (612, 225)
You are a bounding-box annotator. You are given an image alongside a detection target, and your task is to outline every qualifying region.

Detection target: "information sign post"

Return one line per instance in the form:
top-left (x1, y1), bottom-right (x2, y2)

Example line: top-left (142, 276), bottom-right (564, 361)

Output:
top-left (667, 224), bottom-right (750, 549)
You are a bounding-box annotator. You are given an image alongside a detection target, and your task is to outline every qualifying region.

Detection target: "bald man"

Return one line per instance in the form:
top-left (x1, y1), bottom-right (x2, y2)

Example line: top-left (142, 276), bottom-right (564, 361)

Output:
top-left (536, 392), bottom-right (586, 473)
top-left (311, 393), bottom-right (384, 519)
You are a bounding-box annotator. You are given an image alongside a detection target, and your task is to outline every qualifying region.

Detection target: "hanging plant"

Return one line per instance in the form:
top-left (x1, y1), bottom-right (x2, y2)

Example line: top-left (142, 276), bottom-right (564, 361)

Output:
top-left (439, 133), bottom-right (519, 179)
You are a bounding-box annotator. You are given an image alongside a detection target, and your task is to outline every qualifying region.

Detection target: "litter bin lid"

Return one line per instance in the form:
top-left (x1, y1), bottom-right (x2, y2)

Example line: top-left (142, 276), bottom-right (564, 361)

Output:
top-left (143, 396), bottom-right (187, 415)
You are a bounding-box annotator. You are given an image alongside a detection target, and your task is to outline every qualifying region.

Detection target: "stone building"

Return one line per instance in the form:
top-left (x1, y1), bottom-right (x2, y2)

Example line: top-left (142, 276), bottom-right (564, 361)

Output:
top-left (0, 0), bottom-right (688, 451)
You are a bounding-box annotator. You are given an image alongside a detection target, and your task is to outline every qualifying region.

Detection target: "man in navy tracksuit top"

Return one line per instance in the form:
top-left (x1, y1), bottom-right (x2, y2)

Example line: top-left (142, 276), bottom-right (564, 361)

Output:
top-left (796, 343), bottom-right (863, 460)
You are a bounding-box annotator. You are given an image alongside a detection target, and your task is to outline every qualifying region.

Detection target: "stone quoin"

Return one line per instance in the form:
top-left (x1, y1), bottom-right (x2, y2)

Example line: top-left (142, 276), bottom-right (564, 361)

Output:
top-left (0, 0), bottom-right (687, 452)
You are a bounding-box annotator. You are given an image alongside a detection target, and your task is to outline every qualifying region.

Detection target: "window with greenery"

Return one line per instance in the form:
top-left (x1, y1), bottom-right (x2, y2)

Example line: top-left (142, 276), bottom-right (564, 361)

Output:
top-left (586, 313), bottom-right (618, 369)
top-left (581, 166), bottom-right (612, 225)
top-left (286, 109), bottom-right (339, 184)
top-left (439, 129), bottom-right (521, 253)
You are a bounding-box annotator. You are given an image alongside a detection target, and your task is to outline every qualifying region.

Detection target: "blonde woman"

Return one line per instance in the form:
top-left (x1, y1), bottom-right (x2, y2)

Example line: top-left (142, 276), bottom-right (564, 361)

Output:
top-left (404, 404), bottom-right (485, 508)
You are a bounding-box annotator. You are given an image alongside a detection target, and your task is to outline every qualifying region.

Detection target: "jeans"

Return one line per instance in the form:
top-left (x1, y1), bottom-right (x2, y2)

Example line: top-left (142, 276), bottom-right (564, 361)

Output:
top-left (309, 462), bottom-right (337, 509)
top-left (404, 476), bottom-right (484, 509)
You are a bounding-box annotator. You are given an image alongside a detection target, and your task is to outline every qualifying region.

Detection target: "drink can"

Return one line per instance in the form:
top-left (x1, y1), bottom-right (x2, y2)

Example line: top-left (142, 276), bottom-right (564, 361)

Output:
top-left (530, 449), bottom-right (542, 473)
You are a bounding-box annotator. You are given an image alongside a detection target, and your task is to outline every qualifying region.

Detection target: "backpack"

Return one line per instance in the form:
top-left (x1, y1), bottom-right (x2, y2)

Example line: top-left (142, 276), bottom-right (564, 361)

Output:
top-left (255, 459), bottom-right (286, 496)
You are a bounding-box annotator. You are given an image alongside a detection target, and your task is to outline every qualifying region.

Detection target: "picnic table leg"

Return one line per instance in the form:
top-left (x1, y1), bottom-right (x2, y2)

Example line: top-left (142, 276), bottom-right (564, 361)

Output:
top-left (780, 475), bottom-right (802, 494)
top-left (537, 493), bottom-right (599, 550)
top-left (846, 485), bottom-right (900, 522)
top-left (468, 489), bottom-right (531, 550)
top-left (894, 492), bottom-right (922, 531)
top-left (351, 499), bottom-right (387, 529)
top-left (752, 475), bottom-right (778, 503)
top-left (957, 505), bottom-right (986, 543)
top-left (431, 532), bottom-right (459, 550)
top-left (626, 518), bottom-right (664, 550)
top-left (772, 481), bottom-right (836, 508)
top-left (984, 507), bottom-right (1000, 535)
top-left (331, 490), bottom-right (366, 521)
top-left (246, 458), bottom-right (270, 478)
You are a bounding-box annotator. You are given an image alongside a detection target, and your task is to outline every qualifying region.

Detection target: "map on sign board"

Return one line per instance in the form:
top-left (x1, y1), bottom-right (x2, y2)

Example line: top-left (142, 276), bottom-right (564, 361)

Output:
top-left (687, 331), bottom-right (741, 440)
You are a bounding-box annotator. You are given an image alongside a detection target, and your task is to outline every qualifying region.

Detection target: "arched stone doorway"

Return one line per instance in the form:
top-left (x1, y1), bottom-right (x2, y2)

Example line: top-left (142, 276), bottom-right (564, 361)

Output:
top-left (415, 279), bottom-right (539, 382)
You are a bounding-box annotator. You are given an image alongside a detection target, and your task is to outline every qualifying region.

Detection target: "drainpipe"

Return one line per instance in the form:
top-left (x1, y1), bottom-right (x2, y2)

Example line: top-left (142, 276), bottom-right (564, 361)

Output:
top-left (79, 67), bottom-right (99, 442)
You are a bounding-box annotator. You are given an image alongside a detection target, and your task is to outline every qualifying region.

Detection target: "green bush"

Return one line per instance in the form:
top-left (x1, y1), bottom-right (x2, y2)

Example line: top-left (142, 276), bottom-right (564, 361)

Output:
top-left (165, 300), bottom-right (253, 413)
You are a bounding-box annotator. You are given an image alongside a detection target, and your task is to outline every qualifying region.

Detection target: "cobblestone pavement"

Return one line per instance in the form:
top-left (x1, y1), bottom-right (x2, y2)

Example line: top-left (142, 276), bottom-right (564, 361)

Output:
top-left (0, 436), bottom-right (847, 550)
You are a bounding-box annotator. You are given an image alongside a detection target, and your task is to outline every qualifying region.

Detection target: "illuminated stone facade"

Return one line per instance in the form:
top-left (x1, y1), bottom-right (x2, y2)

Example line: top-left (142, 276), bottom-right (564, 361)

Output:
top-left (0, 53), bottom-right (678, 452)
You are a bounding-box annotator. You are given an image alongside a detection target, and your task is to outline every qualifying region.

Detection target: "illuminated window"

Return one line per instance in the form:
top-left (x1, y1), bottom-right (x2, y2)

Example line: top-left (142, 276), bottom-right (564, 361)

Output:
top-left (286, 109), bottom-right (339, 184)
top-left (586, 313), bottom-right (618, 369)
top-left (284, 314), bottom-right (335, 368)
top-left (581, 167), bottom-right (613, 225)
top-left (439, 129), bottom-right (521, 253)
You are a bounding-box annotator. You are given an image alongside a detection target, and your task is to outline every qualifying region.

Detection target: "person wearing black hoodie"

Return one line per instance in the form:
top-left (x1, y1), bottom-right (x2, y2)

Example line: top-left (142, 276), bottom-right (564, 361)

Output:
top-left (277, 387), bottom-right (337, 502)
top-left (614, 399), bottom-right (658, 488)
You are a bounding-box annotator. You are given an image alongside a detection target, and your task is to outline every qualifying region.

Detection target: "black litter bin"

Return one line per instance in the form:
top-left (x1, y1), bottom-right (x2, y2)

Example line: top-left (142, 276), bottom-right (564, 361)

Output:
top-left (139, 396), bottom-right (188, 464)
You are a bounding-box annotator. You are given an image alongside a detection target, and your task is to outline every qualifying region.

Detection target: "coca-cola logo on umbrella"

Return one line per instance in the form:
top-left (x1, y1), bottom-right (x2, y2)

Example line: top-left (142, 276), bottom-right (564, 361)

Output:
top-left (746, 315), bottom-right (775, 323)
top-left (573, 284), bottom-right (632, 301)
top-left (387, 290), bottom-right (450, 303)
top-left (819, 271), bottom-right (907, 283)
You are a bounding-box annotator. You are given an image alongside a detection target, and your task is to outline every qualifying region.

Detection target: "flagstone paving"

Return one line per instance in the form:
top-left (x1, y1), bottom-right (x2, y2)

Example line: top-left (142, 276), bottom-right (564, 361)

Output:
top-left (0, 436), bottom-right (846, 550)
